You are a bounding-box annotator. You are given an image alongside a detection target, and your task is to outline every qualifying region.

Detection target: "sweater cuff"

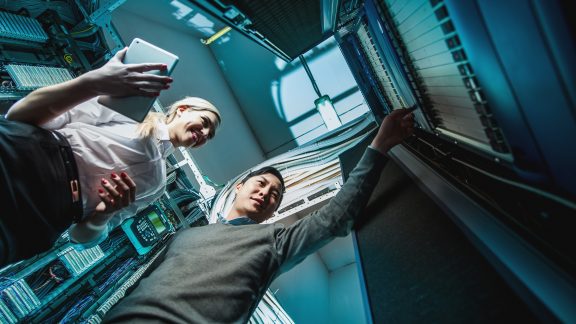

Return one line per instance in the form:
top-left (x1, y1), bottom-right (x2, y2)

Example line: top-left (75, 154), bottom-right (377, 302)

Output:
top-left (365, 146), bottom-right (389, 168)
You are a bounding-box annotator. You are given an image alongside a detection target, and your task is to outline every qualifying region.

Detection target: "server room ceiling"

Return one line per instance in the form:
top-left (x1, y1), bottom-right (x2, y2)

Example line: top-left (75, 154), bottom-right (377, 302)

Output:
top-left (190, 0), bottom-right (336, 61)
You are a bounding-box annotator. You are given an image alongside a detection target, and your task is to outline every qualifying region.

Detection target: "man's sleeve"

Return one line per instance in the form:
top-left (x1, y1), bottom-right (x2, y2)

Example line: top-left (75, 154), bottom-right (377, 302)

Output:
top-left (274, 147), bottom-right (388, 273)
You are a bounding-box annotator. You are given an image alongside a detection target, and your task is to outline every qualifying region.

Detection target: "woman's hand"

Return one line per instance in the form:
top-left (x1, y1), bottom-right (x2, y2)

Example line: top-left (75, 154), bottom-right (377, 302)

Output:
top-left (95, 172), bottom-right (137, 216)
top-left (6, 48), bottom-right (173, 125)
top-left (79, 47), bottom-right (173, 98)
top-left (69, 172), bottom-right (136, 244)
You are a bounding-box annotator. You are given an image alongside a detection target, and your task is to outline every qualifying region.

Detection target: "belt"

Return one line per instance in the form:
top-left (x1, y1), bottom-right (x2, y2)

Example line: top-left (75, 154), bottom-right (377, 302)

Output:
top-left (51, 131), bottom-right (83, 223)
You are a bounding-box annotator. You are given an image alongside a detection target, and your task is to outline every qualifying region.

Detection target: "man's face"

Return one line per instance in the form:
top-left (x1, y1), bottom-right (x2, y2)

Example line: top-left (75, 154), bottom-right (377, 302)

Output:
top-left (232, 173), bottom-right (283, 223)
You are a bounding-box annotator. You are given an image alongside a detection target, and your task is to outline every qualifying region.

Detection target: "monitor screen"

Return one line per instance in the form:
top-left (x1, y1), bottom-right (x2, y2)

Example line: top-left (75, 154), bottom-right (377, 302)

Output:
top-left (147, 211), bottom-right (166, 234)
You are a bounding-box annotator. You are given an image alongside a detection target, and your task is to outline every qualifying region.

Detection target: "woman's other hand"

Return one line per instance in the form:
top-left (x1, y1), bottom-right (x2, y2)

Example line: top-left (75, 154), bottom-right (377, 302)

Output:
top-left (69, 172), bottom-right (136, 244)
top-left (95, 172), bottom-right (137, 214)
top-left (80, 48), bottom-right (173, 98)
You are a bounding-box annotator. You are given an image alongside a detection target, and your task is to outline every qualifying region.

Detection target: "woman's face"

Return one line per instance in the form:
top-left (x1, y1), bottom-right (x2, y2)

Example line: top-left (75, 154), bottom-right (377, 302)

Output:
top-left (168, 108), bottom-right (219, 148)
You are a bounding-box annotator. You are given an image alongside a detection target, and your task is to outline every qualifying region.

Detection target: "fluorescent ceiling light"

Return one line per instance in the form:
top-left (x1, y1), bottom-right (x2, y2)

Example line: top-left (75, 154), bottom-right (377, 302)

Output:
top-left (315, 95), bottom-right (342, 131)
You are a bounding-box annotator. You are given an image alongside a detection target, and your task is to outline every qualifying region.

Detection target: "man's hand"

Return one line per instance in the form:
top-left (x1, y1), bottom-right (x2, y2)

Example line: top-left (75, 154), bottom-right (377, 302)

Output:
top-left (79, 47), bottom-right (173, 98)
top-left (370, 108), bottom-right (415, 154)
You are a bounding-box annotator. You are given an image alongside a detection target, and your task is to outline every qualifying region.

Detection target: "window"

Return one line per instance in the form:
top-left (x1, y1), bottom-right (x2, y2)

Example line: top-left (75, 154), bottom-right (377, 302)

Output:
top-left (274, 37), bottom-right (369, 145)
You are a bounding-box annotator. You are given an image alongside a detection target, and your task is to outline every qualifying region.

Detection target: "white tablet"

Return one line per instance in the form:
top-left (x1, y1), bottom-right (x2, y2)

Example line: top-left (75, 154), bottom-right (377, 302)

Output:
top-left (98, 38), bottom-right (179, 122)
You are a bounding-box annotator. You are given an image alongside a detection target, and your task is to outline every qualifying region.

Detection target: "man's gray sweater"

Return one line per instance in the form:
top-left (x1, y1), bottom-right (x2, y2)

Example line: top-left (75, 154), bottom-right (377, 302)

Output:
top-left (104, 148), bottom-right (387, 323)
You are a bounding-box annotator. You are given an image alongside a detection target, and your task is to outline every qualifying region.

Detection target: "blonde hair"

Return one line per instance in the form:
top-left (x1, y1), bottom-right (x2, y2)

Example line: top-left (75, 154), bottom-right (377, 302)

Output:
top-left (137, 97), bottom-right (221, 138)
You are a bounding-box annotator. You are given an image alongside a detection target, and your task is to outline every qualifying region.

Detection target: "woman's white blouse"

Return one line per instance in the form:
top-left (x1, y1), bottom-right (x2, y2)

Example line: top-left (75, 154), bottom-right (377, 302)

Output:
top-left (41, 97), bottom-right (174, 239)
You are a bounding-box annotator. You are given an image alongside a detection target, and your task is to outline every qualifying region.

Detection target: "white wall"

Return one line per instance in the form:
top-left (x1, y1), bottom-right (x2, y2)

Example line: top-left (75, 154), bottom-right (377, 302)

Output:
top-left (209, 31), bottom-right (299, 157)
top-left (111, 8), bottom-right (265, 183)
top-left (270, 237), bottom-right (368, 324)
top-left (329, 264), bottom-right (368, 324)
top-left (270, 253), bottom-right (330, 324)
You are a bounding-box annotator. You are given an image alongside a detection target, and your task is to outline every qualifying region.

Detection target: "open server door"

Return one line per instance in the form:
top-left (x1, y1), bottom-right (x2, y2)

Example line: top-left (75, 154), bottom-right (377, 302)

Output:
top-left (335, 0), bottom-right (576, 321)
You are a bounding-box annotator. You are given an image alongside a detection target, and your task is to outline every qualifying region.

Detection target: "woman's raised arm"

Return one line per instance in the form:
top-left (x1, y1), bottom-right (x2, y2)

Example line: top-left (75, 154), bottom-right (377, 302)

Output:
top-left (6, 47), bottom-right (172, 125)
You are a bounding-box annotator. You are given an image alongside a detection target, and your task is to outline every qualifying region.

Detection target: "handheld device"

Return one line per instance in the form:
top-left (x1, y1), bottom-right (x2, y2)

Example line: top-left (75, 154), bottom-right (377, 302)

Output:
top-left (121, 204), bottom-right (171, 255)
top-left (98, 38), bottom-right (179, 122)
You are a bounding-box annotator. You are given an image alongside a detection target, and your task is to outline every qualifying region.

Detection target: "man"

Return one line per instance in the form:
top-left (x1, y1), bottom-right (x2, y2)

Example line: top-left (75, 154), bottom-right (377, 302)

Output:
top-left (104, 108), bottom-right (415, 323)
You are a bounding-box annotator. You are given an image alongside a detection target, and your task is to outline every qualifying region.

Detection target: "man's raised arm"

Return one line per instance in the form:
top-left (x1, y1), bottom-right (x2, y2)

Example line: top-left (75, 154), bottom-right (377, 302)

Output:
top-left (275, 108), bottom-right (415, 272)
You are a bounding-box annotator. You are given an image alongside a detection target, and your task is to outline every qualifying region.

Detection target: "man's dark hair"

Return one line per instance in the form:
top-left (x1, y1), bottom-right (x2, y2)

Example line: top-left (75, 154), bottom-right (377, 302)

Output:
top-left (241, 166), bottom-right (285, 210)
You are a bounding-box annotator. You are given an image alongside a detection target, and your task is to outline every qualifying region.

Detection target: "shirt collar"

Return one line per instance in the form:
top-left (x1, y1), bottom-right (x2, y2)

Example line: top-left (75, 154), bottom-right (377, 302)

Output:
top-left (155, 122), bottom-right (175, 158)
top-left (217, 213), bottom-right (257, 225)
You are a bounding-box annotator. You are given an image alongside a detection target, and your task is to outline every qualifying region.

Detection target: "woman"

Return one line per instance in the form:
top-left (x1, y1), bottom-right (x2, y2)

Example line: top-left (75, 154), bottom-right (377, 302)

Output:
top-left (1, 48), bottom-right (221, 265)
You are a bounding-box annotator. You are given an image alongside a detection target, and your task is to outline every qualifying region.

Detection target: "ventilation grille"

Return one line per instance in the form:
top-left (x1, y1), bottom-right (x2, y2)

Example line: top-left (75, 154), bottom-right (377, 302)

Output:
top-left (5, 64), bottom-right (74, 91)
top-left (223, 0), bottom-right (324, 59)
top-left (357, 21), bottom-right (406, 110)
top-left (377, 0), bottom-right (509, 153)
top-left (0, 279), bottom-right (41, 320)
top-left (0, 11), bottom-right (48, 43)
top-left (59, 246), bottom-right (105, 277)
